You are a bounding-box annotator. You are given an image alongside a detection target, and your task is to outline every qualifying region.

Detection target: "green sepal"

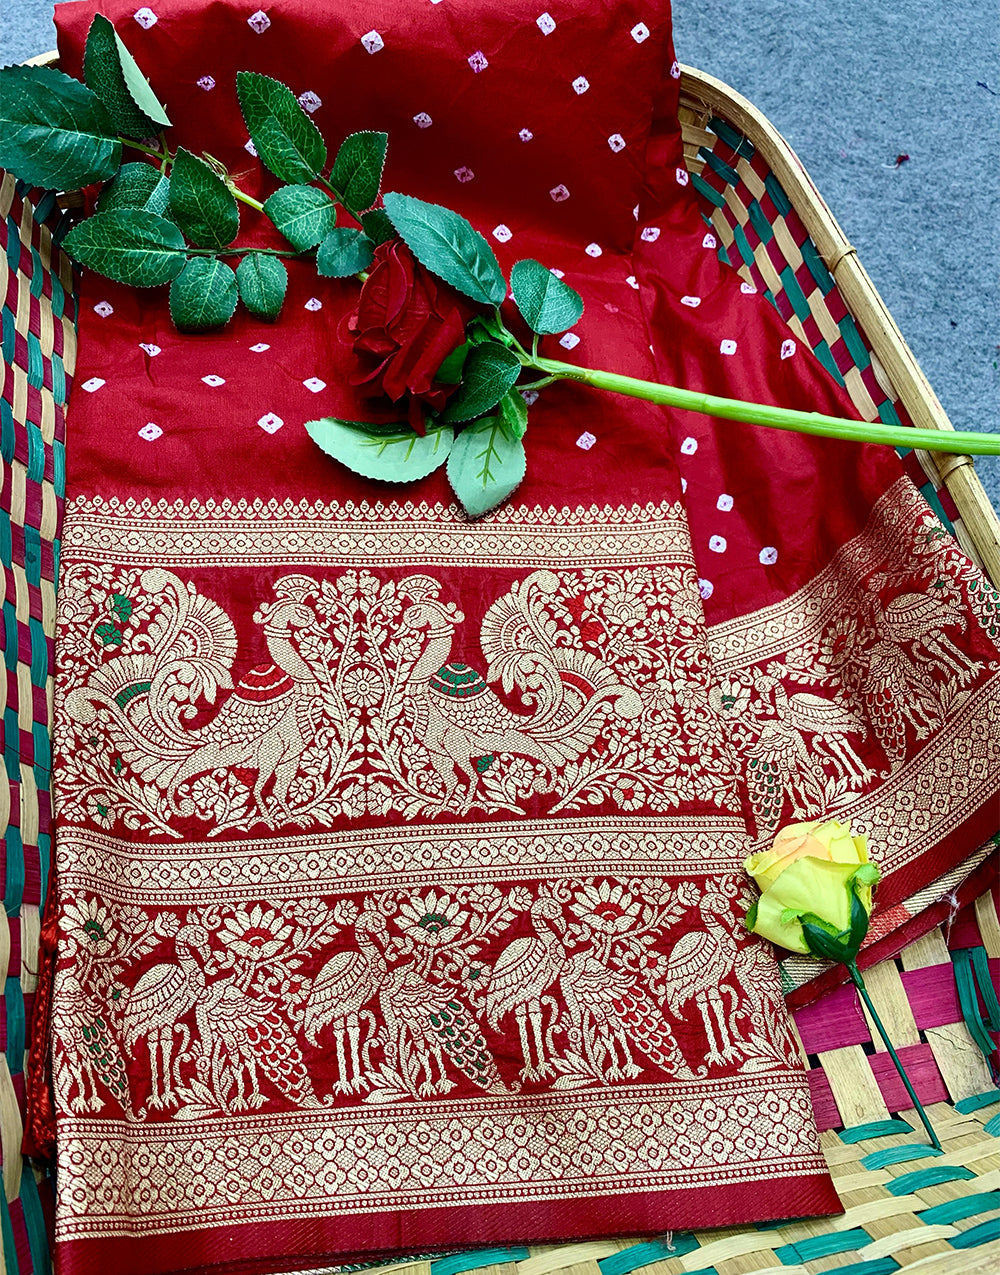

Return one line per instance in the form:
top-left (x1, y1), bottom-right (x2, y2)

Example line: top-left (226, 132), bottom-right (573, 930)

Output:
top-left (168, 147), bottom-right (239, 249)
top-left (236, 71), bottom-right (327, 184)
top-left (498, 389), bottom-right (529, 440)
top-left (744, 899), bottom-right (759, 932)
top-left (361, 208), bottom-right (396, 246)
top-left (304, 418), bottom-right (453, 483)
top-left (169, 256), bottom-right (238, 330)
top-left (96, 161), bottom-right (163, 213)
top-left (510, 258), bottom-right (583, 334)
top-left (382, 191), bottom-right (507, 306)
top-left (235, 252), bottom-right (287, 320)
top-left (62, 209), bottom-right (186, 286)
top-left (83, 13), bottom-right (171, 139)
top-left (330, 131), bottom-right (388, 214)
top-left (263, 184), bottom-right (337, 250)
top-left (799, 914), bottom-right (853, 965)
top-left (443, 342), bottom-right (522, 423)
top-left (0, 65), bottom-right (121, 191)
top-left (316, 228), bottom-right (375, 277)
top-left (447, 415), bottom-right (527, 518)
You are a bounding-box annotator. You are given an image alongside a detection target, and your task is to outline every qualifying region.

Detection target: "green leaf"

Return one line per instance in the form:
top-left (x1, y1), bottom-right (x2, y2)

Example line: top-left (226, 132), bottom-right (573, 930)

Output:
top-left (236, 252), bottom-right (287, 320)
top-left (443, 342), bottom-right (522, 422)
top-left (96, 161), bottom-right (162, 212)
top-left (362, 208), bottom-right (396, 246)
top-left (83, 13), bottom-right (170, 139)
top-left (144, 173), bottom-right (171, 218)
top-left (382, 192), bottom-right (506, 306)
top-left (62, 209), bottom-right (186, 286)
top-left (447, 416), bottom-right (527, 518)
top-left (510, 258), bottom-right (584, 334)
top-left (498, 389), bottom-right (529, 440)
top-left (263, 185), bottom-right (337, 250)
top-left (330, 131), bottom-right (388, 214)
top-left (799, 915), bottom-right (850, 965)
top-left (169, 257), bottom-right (238, 330)
top-left (435, 343), bottom-right (469, 385)
top-left (316, 228), bottom-right (375, 277)
top-left (168, 147), bottom-right (239, 249)
top-left (304, 418), bottom-right (453, 483)
top-left (236, 71), bottom-right (326, 184)
top-left (0, 65), bottom-right (121, 190)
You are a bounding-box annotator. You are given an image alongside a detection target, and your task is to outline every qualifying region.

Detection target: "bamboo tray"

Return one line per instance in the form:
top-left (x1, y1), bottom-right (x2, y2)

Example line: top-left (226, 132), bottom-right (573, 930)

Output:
top-left (2, 57), bottom-right (998, 1275)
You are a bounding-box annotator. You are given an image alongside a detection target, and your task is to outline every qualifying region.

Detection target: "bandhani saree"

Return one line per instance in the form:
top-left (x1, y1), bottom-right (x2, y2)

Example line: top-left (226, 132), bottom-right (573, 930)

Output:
top-left (32, 1), bottom-right (1000, 1272)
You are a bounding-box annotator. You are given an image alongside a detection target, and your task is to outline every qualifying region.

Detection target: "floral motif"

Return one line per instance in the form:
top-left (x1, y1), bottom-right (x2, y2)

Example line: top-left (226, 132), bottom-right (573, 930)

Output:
top-left (396, 890), bottom-right (470, 946)
top-left (569, 881), bottom-right (641, 934)
top-left (64, 897), bottom-right (118, 954)
top-left (218, 905), bottom-right (293, 961)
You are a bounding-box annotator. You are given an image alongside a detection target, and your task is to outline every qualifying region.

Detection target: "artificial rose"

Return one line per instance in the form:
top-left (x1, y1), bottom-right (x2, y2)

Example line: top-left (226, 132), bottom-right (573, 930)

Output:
top-left (743, 818), bottom-right (879, 956)
top-left (351, 239), bottom-right (472, 435)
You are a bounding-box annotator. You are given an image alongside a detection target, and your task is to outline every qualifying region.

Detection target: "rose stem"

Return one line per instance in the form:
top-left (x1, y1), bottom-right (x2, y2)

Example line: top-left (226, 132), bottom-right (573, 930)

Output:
top-left (847, 960), bottom-right (941, 1150)
top-left (118, 139), bottom-right (267, 212)
top-left (526, 355), bottom-right (1000, 457)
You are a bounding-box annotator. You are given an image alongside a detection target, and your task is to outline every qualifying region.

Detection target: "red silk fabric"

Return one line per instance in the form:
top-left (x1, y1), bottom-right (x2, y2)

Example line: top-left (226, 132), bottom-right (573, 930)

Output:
top-left (38, 2), bottom-right (1000, 1272)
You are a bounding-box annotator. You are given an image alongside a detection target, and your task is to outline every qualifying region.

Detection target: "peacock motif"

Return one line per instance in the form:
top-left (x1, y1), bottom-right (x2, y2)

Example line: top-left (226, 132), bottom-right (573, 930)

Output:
top-left (664, 890), bottom-right (742, 1067)
top-left (51, 971), bottom-right (131, 1115)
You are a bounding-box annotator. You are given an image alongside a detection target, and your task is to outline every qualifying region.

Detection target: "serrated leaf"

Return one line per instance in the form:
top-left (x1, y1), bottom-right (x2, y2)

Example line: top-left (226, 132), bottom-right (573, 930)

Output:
top-left (305, 418), bottom-right (453, 483)
top-left (169, 146), bottom-right (239, 249)
top-left (382, 192), bottom-right (506, 306)
top-left (144, 173), bottom-right (171, 217)
top-left (236, 71), bottom-right (326, 183)
top-left (0, 65), bottom-right (121, 190)
top-left (316, 228), bottom-right (375, 277)
top-left (510, 258), bottom-right (584, 334)
top-left (84, 13), bottom-right (170, 139)
top-left (443, 342), bottom-right (522, 422)
top-left (236, 252), bottom-right (287, 320)
top-left (62, 209), bottom-right (186, 286)
top-left (330, 131), bottom-right (388, 214)
top-left (169, 257), bottom-right (238, 330)
top-left (447, 416), bottom-right (526, 518)
top-left (96, 161), bottom-right (162, 212)
top-left (362, 208), bottom-right (396, 246)
top-left (499, 389), bottom-right (529, 440)
top-left (263, 185), bottom-right (337, 250)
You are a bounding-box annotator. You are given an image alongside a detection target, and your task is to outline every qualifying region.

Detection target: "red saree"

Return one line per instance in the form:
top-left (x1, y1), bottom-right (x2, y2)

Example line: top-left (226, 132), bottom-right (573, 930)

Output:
top-left (36, 2), bottom-right (1000, 1272)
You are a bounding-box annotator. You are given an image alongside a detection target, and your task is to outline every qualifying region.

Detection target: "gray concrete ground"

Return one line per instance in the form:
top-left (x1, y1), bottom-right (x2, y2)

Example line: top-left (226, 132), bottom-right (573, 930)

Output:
top-left (3, 0), bottom-right (998, 511)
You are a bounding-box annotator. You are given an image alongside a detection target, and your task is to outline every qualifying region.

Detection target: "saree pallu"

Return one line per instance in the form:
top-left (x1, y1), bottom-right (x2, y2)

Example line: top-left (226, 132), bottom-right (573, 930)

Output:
top-left (34, 1), bottom-right (1000, 1272)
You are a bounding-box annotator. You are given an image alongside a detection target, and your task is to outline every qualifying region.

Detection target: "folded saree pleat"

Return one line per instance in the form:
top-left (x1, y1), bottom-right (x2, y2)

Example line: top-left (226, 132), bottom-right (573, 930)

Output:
top-left (34, 2), bottom-right (999, 1272)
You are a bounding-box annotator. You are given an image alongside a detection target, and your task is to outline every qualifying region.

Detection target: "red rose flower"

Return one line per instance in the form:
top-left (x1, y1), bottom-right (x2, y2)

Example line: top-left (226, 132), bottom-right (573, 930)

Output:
top-left (351, 239), bottom-right (473, 434)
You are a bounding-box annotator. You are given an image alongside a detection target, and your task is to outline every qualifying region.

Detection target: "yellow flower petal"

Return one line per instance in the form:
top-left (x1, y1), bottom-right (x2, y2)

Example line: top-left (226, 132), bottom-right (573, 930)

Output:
top-left (747, 890), bottom-right (811, 954)
top-left (761, 856), bottom-right (864, 933)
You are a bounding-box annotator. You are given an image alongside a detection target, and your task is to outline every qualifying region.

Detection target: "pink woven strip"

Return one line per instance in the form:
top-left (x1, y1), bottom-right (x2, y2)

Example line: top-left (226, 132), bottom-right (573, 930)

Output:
top-left (870, 1042), bottom-right (949, 1111)
top-left (794, 983), bottom-right (869, 1053)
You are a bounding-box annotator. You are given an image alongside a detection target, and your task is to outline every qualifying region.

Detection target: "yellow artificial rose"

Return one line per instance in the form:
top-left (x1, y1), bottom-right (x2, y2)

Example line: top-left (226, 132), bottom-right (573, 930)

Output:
top-left (743, 819), bottom-right (879, 957)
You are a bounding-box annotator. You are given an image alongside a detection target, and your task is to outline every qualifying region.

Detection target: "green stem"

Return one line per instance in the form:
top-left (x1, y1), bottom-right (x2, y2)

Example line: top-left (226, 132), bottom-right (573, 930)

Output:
top-left (530, 356), bottom-right (1000, 457)
top-left (847, 961), bottom-right (941, 1150)
top-left (121, 138), bottom-right (172, 164)
top-left (232, 189), bottom-right (266, 213)
top-left (119, 138), bottom-right (266, 212)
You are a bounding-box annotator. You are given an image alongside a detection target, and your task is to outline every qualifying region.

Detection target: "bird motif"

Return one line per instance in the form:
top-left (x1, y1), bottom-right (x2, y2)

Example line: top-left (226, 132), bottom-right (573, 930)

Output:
top-left (196, 978), bottom-right (319, 1109)
top-left (51, 972), bottom-right (131, 1115)
top-left (860, 638), bottom-right (943, 763)
top-left (870, 575), bottom-right (982, 686)
top-left (303, 919), bottom-right (385, 1094)
top-left (485, 896), bottom-right (567, 1081)
top-left (402, 573), bottom-right (641, 813)
top-left (120, 923), bottom-right (209, 1111)
top-left (664, 891), bottom-right (740, 1068)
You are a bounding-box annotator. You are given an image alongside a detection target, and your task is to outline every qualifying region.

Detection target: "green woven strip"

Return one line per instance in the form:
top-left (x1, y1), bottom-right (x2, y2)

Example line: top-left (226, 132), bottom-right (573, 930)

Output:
top-left (691, 173), bottom-right (726, 208)
top-left (984, 1112), bottom-right (1000, 1136)
top-left (971, 946), bottom-right (1000, 1026)
top-left (779, 263), bottom-right (812, 321)
top-left (798, 235), bottom-right (836, 295)
top-left (1, 1195), bottom-right (18, 1275)
top-left (953, 949), bottom-right (998, 1058)
top-left (829, 1260), bottom-right (901, 1275)
top-left (747, 198), bottom-right (773, 244)
top-left (731, 222), bottom-right (756, 267)
top-left (54, 439), bottom-right (66, 498)
top-left (599, 1236), bottom-right (700, 1273)
top-left (26, 421), bottom-right (45, 484)
top-left (18, 1167), bottom-right (51, 1275)
top-left (29, 247), bottom-right (46, 300)
top-left (5, 821), bottom-right (24, 913)
top-left (888, 1165), bottom-right (976, 1195)
top-left (862, 1144), bottom-right (942, 1170)
top-left (775, 1227), bottom-right (872, 1263)
top-left (51, 351), bottom-right (66, 404)
top-left (954, 1089), bottom-right (1000, 1114)
top-left (432, 1249), bottom-right (530, 1275)
top-left (815, 339), bottom-right (846, 384)
top-left (708, 116), bottom-right (755, 157)
top-left (839, 1119), bottom-right (915, 1143)
top-left (920, 1191), bottom-right (1000, 1226)
top-left (5, 214), bottom-right (21, 270)
top-left (26, 334), bottom-right (45, 391)
top-left (1, 397), bottom-right (13, 464)
top-left (876, 399), bottom-right (902, 425)
top-left (698, 147), bottom-right (740, 186)
top-left (950, 1218), bottom-right (1000, 1249)
top-left (1, 305), bottom-right (14, 362)
top-left (839, 313), bottom-right (871, 369)
top-left (764, 171), bottom-right (793, 215)
top-left (5, 979), bottom-right (25, 1074)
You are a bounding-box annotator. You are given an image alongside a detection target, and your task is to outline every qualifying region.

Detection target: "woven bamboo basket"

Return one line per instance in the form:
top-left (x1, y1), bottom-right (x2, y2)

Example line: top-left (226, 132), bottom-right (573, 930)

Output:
top-left (1, 56), bottom-right (998, 1275)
